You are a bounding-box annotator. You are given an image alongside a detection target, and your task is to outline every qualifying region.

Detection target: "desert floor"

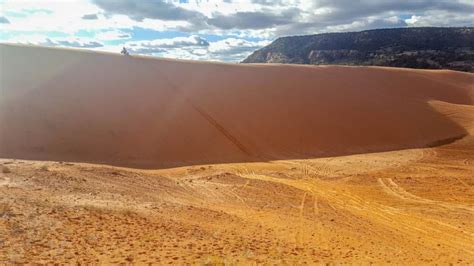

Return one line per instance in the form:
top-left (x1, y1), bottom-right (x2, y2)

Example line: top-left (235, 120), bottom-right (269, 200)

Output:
top-left (1, 136), bottom-right (473, 264)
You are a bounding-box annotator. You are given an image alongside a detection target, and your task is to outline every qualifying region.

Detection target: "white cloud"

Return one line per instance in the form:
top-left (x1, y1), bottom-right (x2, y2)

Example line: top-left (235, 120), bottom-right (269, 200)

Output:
top-left (208, 38), bottom-right (271, 61)
top-left (2, 1), bottom-right (472, 35)
top-left (2, 34), bottom-right (103, 48)
top-left (405, 15), bottom-right (422, 25)
top-left (1, 0), bottom-right (101, 32)
top-left (95, 30), bottom-right (131, 40)
top-left (404, 10), bottom-right (474, 27)
top-left (1, 0), bottom-right (473, 61)
top-left (126, 35), bottom-right (209, 54)
top-left (105, 36), bottom-right (271, 62)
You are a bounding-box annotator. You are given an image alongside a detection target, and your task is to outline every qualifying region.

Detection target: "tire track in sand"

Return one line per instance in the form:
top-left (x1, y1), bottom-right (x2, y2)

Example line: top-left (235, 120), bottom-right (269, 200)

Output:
top-left (378, 178), bottom-right (474, 212)
top-left (190, 103), bottom-right (252, 156)
top-left (159, 71), bottom-right (253, 157)
top-left (237, 172), bottom-right (474, 256)
top-left (0, 177), bottom-right (11, 187)
top-left (295, 192), bottom-right (307, 245)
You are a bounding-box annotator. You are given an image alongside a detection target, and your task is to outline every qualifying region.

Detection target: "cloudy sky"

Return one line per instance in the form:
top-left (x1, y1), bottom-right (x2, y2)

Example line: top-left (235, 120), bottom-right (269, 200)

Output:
top-left (1, 0), bottom-right (473, 62)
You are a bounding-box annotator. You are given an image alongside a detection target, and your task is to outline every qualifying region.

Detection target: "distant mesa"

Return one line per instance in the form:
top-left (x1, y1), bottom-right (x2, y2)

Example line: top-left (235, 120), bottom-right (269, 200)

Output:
top-left (243, 27), bottom-right (474, 72)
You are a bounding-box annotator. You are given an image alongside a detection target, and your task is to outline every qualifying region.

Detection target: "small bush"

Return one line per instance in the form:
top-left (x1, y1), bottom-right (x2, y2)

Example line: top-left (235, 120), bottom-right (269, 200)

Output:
top-left (2, 166), bottom-right (11, 174)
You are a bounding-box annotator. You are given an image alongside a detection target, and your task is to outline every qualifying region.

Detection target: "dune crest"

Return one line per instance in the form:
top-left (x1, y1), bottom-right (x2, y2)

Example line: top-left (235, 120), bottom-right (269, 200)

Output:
top-left (1, 44), bottom-right (473, 168)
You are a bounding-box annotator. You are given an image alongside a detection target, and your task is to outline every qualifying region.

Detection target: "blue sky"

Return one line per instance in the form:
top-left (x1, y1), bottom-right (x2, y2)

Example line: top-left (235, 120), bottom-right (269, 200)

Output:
top-left (1, 0), bottom-right (473, 62)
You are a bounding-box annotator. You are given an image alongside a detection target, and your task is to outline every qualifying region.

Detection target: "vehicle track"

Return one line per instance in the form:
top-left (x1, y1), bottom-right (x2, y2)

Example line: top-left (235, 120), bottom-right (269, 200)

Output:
top-left (378, 178), bottom-right (474, 212)
top-left (237, 171), bottom-right (474, 256)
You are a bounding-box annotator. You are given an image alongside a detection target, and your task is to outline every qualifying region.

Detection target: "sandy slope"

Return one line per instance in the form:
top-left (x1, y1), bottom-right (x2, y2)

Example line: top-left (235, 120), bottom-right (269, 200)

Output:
top-left (1, 44), bottom-right (473, 168)
top-left (1, 44), bottom-right (473, 264)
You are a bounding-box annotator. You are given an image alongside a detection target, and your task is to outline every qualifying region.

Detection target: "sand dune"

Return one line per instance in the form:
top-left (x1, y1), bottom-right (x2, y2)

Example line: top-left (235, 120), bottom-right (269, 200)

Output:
top-left (1, 44), bottom-right (473, 168)
top-left (1, 44), bottom-right (474, 264)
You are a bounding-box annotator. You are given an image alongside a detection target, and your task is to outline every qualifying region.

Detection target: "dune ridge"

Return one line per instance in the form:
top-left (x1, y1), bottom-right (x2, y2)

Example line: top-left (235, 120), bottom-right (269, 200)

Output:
top-left (1, 44), bottom-right (473, 168)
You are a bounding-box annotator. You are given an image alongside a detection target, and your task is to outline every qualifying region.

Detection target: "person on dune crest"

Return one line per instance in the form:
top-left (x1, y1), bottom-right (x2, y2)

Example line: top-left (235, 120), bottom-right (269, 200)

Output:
top-left (121, 47), bottom-right (129, 56)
